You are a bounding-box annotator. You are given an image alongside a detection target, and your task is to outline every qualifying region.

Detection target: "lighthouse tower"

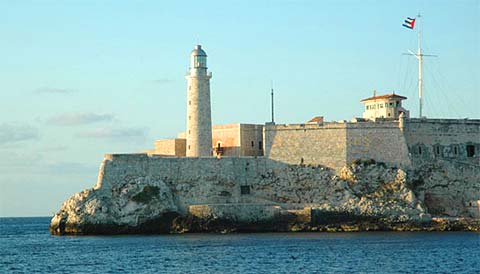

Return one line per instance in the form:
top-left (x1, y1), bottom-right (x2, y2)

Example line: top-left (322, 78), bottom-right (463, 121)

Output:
top-left (186, 45), bottom-right (213, 157)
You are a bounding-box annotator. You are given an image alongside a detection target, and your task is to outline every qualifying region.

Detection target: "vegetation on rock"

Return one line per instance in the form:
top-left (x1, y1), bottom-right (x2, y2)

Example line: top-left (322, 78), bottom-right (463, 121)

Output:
top-left (131, 185), bottom-right (160, 203)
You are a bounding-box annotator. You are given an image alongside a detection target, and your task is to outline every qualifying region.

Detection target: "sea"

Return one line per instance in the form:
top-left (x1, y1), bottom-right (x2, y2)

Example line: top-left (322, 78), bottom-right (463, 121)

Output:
top-left (0, 217), bottom-right (479, 273)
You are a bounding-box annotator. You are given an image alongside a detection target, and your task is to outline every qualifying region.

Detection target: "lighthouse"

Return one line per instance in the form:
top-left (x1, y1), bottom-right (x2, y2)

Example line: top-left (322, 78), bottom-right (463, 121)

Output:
top-left (186, 45), bottom-right (213, 157)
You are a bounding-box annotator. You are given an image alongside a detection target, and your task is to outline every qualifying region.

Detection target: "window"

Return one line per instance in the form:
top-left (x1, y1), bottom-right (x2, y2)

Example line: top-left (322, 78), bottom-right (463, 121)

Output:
top-left (259, 141), bottom-right (262, 150)
top-left (240, 185), bottom-right (251, 195)
top-left (389, 102), bottom-right (394, 107)
top-left (396, 101), bottom-right (400, 107)
top-left (189, 100), bottom-right (191, 105)
top-left (454, 146), bottom-right (458, 155)
top-left (251, 141), bottom-right (254, 147)
top-left (467, 145), bottom-right (475, 157)
top-left (435, 146), bottom-right (441, 155)
top-left (387, 113), bottom-right (391, 117)
top-left (418, 146), bottom-right (422, 155)
top-left (188, 145), bottom-right (190, 150)
top-left (380, 103), bottom-right (384, 108)
top-left (194, 55), bottom-right (207, 68)
top-left (189, 85), bottom-right (191, 90)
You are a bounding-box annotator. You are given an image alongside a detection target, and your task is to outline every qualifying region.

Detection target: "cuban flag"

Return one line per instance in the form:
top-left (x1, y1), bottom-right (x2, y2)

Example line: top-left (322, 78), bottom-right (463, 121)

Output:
top-left (402, 17), bottom-right (416, 29)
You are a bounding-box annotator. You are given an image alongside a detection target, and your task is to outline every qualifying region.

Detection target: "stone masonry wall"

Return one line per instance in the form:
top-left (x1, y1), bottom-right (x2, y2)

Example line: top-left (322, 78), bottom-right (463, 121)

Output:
top-left (186, 75), bottom-right (212, 157)
top-left (154, 139), bottom-right (186, 156)
top-left (264, 121), bottom-right (412, 171)
top-left (240, 124), bottom-right (264, 157)
top-left (346, 121), bottom-right (411, 168)
top-left (211, 124), bottom-right (241, 156)
top-left (96, 154), bottom-right (287, 214)
top-left (264, 123), bottom-right (348, 170)
top-left (404, 118), bottom-right (480, 165)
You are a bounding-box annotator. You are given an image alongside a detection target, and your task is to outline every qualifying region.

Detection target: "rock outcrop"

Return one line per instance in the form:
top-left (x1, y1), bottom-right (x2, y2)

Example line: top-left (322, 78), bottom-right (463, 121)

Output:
top-left (50, 155), bottom-right (479, 235)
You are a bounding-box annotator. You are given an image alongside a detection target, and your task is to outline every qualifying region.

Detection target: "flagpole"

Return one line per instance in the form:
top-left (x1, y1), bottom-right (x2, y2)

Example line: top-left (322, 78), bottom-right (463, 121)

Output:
top-left (417, 13), bottom-right (423, 118)
top-left (403, 14), bottom-right (436, 118)
top-left (271, 80), bottom-right (275, 124)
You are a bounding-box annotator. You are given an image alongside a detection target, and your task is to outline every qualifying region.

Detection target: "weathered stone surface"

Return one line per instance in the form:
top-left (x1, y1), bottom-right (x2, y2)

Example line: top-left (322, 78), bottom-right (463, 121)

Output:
top-left (50, 155), bottom-right (479, 235)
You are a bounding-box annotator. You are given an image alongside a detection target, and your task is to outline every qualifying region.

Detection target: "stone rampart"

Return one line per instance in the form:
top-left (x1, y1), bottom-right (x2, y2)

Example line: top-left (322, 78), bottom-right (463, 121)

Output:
top-left (97, 154), bottom-right (287, 213)
top-left (264, 123), bottom-right (347, 170)
top-left (345, 121), bottom-right (411, 168)
top-left (404, 118), bottom-right (480, 165)
top-left (264, 121), bottom-right (411, 170)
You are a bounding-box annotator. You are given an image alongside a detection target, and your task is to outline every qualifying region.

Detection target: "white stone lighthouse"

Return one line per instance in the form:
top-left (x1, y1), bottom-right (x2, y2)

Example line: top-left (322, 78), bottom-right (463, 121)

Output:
top-left (186, 45), bottom-right (213, 157)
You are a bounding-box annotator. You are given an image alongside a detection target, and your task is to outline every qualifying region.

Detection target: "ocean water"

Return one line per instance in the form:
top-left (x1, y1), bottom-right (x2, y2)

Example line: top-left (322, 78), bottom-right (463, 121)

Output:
top-left (0, 217), bottom-right (479, 273)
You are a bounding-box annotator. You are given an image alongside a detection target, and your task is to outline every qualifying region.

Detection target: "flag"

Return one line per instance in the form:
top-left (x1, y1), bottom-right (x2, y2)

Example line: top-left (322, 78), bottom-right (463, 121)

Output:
top-left (402, 17), bottom-right (416, 29)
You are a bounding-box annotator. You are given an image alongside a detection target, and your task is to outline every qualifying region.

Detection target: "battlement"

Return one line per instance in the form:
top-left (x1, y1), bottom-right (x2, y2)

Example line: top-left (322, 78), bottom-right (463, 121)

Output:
top-left (267, 119), bottom-right (402, 130)
top-left (408, 118), bottom-right (480, 125)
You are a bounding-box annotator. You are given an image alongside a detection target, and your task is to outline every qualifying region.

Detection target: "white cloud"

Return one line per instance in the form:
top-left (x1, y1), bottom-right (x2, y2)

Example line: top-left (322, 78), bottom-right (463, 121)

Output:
top-left (47, 112), bottom-right (114, 126)
top-left (76, 127), bottom-right (148, 143)
top-left (0, 124), bottom-right (39, 145)
top-left (0, 151), bottom-right (42, 168)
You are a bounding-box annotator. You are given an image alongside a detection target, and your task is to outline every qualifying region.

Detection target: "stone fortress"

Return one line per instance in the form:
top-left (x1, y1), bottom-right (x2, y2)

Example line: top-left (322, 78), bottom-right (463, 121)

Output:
top-left (50, 45), bottom-right (480, 235)
top-left (148, 45), bottom-right (479, 172)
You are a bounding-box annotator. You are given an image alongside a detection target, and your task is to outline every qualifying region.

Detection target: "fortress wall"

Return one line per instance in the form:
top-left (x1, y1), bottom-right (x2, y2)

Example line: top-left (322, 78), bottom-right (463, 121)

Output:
top-left (97, 154), bottom-right (286, 212)
top-left (189, 204), bottom-right (282, 223)
top-left (239, 124), bottom-right (264, 156)
top-left (211, 124), bottom-right (241, 156)
top-left (153, 139), bottom-right (186, 156)
top-left (345, 121), bottom-right (411, 167)
top-left (264, 123), bottom-right (347, 170)
top-left (404, 119), bottom-right (480, 163)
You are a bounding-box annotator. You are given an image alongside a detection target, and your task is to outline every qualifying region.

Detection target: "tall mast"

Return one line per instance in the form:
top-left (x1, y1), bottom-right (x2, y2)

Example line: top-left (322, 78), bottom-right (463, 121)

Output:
top-left (417, 14), bottom-right (423, 118)
top-left (270, 81), bottom-right (275, 124)
top-left (405, 13), bottom-right (435, 118)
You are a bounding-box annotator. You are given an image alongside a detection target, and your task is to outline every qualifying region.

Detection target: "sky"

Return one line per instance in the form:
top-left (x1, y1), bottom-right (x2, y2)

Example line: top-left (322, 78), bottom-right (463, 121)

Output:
top-left (0, 0), bottom-right (478, 217)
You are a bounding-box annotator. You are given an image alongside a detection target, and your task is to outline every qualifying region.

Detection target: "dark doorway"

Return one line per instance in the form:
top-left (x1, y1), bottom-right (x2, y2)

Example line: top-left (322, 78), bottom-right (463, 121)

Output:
top-left (466, 145), bottom-right (475, 157)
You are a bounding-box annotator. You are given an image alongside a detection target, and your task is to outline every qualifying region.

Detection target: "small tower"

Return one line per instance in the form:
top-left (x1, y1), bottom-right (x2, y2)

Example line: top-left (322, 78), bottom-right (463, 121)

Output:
top-left (186, 45), bottom-right (213, 157)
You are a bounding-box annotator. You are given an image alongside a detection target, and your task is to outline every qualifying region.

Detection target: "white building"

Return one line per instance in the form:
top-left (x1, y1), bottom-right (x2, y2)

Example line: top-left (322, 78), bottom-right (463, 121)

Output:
top-left (361, 93), bottom-right (409, 120)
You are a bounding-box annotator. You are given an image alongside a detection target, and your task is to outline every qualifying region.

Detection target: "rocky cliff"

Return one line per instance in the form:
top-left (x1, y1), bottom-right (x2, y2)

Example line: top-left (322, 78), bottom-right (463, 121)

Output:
top-left (50, 155), bottom-right (479, 235)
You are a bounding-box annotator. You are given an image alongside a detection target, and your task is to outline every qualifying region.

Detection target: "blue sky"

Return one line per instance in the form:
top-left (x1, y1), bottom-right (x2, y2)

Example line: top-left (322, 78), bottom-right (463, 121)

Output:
top-left (0, 0), bottom-right (478, 217)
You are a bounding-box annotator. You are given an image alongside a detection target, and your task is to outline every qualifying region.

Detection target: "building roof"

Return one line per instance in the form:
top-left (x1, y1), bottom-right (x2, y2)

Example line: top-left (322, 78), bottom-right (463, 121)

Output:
top-left (360, 93), bottom-right (407, 102)
top-left (191, 45), bottom-right (207, 56)
top-left (307, 116), bottom-right (324, 123)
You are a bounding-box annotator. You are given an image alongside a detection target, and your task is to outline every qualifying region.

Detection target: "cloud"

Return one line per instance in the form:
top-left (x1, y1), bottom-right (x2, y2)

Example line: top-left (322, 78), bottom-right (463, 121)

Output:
top-left (76, 127), bottom-right (148, 143)
top-left (0, 124), bottom-right (39, 145)
top-left (0, 151), bottom-right (42, 167)
top-left (47, 112), bottom-right (114, 126)
top-left (0, 153), bottom-right (96, 176)
top-left (34, 87), bottom-right (76, 94)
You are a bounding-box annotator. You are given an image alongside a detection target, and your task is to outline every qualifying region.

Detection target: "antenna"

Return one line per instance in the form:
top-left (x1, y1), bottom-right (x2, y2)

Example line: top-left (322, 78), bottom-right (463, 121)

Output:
top-left (403, 13), bottom-right (437, 118)
top-left (270, 80), bottom-right (275, 124)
